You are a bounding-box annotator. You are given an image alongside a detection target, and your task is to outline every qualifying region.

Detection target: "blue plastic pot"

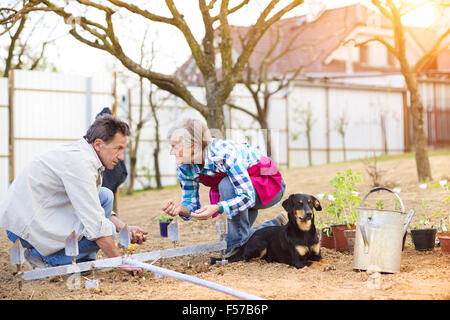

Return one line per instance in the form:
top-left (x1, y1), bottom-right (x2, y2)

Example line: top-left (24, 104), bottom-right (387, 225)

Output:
top-left (159, 220), bottom-right (171, 237)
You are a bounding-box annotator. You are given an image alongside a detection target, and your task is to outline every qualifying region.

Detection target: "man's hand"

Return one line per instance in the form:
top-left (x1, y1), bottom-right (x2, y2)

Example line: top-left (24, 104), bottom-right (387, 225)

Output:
top-left (190, 205), bottom-right (220, 220)
top-left (118, 264), bottom-right (144, 276)
top-left (128, 226), bottom-right (147, 244)
top-left (95, 236), bottom-right (144, 276)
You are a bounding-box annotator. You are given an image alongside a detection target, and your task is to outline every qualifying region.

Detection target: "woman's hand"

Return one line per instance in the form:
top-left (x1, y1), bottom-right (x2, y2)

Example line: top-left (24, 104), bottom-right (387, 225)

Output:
top-left (190, 205), bottom-right (220, 220)
top-left (162, 200), bottom-right (190, 218)
top-left (162, 200), bottom-right (181, 217)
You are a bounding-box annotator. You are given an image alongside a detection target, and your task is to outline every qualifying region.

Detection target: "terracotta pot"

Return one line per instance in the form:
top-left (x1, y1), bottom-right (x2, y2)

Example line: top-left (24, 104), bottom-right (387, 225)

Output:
top-left (320, 227), bottom-right (334, 249)
top-left (411, 228), bottom-right (437, 251)
top-left (344, 229), bottom-right (356, 254)
top-left (437, 231), bottom-right (450, 255)
top-left (331, 224), bottom-right (356, 252)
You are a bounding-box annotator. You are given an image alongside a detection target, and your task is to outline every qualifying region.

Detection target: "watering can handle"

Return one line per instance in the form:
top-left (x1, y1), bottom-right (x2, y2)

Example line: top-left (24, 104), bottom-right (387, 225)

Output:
top-left (359, 186), bottom-right (405, 213)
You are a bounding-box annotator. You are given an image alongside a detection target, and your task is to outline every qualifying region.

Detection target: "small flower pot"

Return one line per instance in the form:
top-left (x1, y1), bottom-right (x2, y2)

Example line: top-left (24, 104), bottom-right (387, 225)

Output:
top-left (437, 231), bottom-right (450, 255)
top-left (331, 224), bottom-right (356, 252)
top-left (410, 228), bottom-right (437, 251)
top-left (344, 229), bottom-right (356, 254)
top-left (159, 220), bottom-right (172, 237)
top-left (320, 227), bottom-right (335, 249)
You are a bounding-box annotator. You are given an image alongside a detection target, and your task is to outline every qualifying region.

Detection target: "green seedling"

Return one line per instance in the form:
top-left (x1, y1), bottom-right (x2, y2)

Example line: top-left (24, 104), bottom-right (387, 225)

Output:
top-left (156, 212), bottom-right (172, 223)
top-left (412, 201), bottom-right (440, 229)
top-left (376, 200), bottom-right (384, 210)
top-left (324, 169), bottom-right (363, 227)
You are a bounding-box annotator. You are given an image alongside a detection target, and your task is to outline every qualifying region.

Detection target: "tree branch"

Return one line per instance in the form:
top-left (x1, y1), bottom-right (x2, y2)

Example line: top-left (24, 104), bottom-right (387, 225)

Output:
top-left (4, 13), bottom-right (27, 77)
top-left (414, 27), bottom-right (450, 72)
top-left (345, 35), bottom-right (398, 58)
top-left (226, 101), bottom-right (259, 120)
top-left (107, 0), bottom-right (175, 25)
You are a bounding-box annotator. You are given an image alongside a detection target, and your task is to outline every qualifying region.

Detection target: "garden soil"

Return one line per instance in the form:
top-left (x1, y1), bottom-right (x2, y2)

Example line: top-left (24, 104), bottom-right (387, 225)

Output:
top-left (1, 154), bottom-right (449, 300)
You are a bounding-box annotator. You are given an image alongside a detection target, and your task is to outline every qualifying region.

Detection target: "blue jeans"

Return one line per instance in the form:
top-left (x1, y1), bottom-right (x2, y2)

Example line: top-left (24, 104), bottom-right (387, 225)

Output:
top-left (218, 178), bottom-right (286, 256)
top-left (6, 187), bottom-right (116, 266)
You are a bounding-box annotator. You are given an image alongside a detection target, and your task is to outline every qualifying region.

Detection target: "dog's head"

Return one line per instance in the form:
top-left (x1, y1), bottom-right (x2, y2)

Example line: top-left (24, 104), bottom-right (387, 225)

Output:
top-left (282, 193), bottom-right (322, 231)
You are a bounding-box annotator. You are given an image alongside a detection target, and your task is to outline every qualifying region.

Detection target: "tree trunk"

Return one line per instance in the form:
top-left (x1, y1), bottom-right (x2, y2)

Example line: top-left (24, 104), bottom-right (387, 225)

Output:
top-left (150, 90), bottom-right (162, 190)
top-left (306, 131), bottom-right (312, 166)
top-left (126, 79), bottom-right (145, 194)
top-left (153, 148), bottom-right (162, 189)
top-left (205, 106), bottom-right (225, 137)
top-left (126, 155), bottom-right (137, 195)
top-left (257, 115), bottom-right (272, 157)
top-left (407, 77), bottom-right (433, 182)
top-left (342, 134), bottom-right (347, 161)
top-left (380, 113), bottom-right (388, 155)
top-left (204, 89), bottom-right (226, 137)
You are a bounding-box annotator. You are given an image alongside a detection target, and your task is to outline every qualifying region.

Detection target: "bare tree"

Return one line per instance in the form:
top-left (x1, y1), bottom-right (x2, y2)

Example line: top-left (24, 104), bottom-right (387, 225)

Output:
top-left (350, 0), bottom-right (449, 182)
top-left (2, 11), bottom-right (61, 76)
top-left (334, 110), bottom-right (349, 162)
top-left (149, 85), bottom-right (163, 190)
top-left (289, 100), bottom-right (316, 166)
top-left (2, 0), bottom-right (304, 135)
top-left (225, 24), bottom-right (311, 157)
top-left (126, 26), bottom-right (169, 193)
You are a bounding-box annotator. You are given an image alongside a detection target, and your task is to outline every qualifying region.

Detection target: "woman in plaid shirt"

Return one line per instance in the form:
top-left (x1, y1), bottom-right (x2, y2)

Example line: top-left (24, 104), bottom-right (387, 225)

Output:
top-left (162, 119), bottom-right (287, 258)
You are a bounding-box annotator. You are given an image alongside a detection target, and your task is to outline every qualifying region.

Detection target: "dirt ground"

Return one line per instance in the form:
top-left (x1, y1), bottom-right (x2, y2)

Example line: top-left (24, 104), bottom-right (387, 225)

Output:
top-left (1, 153), bottom-right (449, 300)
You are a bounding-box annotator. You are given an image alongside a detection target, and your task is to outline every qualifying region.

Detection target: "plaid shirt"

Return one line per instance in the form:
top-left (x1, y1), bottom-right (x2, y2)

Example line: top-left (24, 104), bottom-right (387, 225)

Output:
top-left (177, 138), bottom-right (261, 219)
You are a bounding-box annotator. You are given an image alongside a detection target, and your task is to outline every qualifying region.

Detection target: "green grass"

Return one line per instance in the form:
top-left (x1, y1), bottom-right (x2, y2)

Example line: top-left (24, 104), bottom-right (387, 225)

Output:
top-left (337, 148), bottom-right (450, 164)
top-left (118, 183), bottom-right (178, 198)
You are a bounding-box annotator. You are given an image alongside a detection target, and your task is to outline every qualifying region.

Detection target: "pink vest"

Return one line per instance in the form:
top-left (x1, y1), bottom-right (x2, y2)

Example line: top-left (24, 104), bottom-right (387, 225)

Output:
top-left (198, 156), bottom-right (283, 217)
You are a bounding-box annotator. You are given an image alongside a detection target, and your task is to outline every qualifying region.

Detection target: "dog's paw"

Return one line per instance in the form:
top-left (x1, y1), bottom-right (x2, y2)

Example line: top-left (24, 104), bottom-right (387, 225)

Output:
top-left (309, 261), bottom-right (324, 269)
top-left (322, 264), bottom-right (336, 272)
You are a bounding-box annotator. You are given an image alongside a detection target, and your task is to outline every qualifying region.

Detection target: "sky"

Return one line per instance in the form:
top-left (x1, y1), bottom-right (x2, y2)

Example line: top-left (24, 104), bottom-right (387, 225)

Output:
top-left (0, 0), bottom-right (444, 78)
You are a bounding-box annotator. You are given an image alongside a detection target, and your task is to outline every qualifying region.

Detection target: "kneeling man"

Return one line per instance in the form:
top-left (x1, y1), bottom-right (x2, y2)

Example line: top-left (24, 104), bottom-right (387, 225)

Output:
top-left (0, 114), bottom-right (146, 274)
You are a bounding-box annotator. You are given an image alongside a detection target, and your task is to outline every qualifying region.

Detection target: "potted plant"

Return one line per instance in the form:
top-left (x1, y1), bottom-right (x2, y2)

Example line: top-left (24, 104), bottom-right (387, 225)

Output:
top-left (315, 216), bottom-right (334, 249)
top-left (324, 169), bottom-right (362, 253)
top-left (410, 201), bottom-right (439, 251)
top-left (156, 213), bottom-right (173, 237)
top-left (432, 181), bottom-right (450, 255)
top-left (437, 217), bottom-right (450, 255)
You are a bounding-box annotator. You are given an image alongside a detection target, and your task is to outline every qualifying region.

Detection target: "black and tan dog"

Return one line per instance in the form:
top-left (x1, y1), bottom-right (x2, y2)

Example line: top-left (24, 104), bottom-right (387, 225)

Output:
top-left (227, 193), bottom-right (329, 269)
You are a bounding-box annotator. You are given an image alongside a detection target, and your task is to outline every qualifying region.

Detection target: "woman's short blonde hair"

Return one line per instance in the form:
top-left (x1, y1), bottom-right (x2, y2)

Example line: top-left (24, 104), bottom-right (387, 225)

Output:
top-left (167, 118), bottom-right (212, 151)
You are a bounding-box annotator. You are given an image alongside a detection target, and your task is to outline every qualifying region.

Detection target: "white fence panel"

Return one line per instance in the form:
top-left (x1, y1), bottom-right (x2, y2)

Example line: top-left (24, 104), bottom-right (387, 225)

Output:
top-left (125, 79), bottom-right (408, 190)
top-left (288, 85), bottom-right (328, 167)
top-left (286, 83), bottom-right (404, 168)
top-left (328, 88), bottom-right (404, 162)
top-left (11, 70), bottom-right (114, 179)
top-left (0, 77), bottom-right (9, 200)
top-left (125, 85), bottom-right (203, 190)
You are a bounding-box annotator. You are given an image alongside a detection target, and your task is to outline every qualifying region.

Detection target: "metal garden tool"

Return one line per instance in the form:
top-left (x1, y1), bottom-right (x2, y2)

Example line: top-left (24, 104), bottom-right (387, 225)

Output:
top-left (118, 225), bottom-right (131, 256)
top-left (151, 252), bottom-right (164, 279)
top-left (10, 239), bottom-right (25, 290)
top-left (167, 216), bottom-right (179, 248)
top-left (215, 214), bottom-right (228, 266)
top-left (65, 230), bottom-right (79, 265)
top-left (84, 264), bottom-right (99, 290)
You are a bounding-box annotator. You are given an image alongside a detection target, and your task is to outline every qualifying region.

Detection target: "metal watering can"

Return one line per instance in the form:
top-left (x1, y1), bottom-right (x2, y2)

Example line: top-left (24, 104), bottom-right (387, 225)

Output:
top-left (353, 187), bottom-right (415, 274)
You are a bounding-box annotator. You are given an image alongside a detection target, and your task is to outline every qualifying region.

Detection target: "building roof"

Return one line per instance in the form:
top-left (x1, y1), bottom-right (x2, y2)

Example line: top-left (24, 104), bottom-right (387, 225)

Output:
top-left (175, 3), bottom-right (447, 84)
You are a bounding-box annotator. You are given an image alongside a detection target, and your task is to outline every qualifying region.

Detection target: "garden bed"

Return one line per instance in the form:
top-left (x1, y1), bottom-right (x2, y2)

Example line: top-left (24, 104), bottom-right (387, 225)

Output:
top-left (0, 153), bottom-right (449, 300)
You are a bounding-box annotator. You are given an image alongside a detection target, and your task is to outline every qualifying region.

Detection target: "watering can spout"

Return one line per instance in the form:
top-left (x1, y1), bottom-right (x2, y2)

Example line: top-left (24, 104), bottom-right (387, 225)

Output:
top-left (403, 209), bottom-right (415, 236)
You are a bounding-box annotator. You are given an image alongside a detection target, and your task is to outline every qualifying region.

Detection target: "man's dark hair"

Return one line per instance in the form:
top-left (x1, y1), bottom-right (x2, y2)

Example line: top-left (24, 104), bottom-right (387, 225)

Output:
top-left (84, 114), bottom-right (130, 144)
